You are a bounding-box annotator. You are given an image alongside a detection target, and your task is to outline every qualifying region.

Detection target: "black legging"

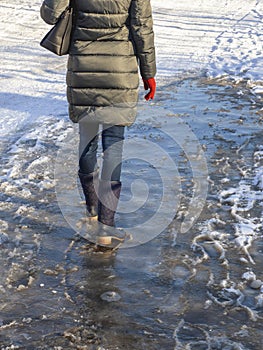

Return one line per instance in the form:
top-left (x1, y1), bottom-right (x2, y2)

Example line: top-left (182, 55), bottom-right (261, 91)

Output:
top-left (79, 122), bottom-right (125, 182)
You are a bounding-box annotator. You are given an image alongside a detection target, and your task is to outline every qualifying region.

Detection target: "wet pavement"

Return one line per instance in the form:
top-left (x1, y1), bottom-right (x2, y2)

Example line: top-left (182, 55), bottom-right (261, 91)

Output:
top-left (0, 78), bottom-right (263, 349)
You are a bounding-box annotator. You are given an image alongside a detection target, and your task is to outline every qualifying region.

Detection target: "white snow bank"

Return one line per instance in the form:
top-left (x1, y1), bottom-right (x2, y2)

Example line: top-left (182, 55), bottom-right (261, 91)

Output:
top-left (152, 0), bottom-right (263, 85)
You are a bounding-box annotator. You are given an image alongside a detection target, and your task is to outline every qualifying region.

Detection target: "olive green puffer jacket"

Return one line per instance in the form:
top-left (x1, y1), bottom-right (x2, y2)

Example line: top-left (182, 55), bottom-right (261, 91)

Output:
top-left (40, 0), bottom-right (156, 125)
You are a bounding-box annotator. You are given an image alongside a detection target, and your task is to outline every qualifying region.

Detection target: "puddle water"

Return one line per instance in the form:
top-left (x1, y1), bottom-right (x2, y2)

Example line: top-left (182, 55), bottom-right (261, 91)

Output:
top-left (0, 78), bottom-right (262, 349)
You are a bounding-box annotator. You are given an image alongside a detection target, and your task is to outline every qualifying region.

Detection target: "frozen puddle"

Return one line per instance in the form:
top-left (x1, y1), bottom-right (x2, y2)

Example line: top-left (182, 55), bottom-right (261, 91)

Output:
top-left (1, 0), bottom-right (263, 348)
top-left (192, 145), bottom-right (263, 321)
top-left (0, 79), bottom-right (262, 349)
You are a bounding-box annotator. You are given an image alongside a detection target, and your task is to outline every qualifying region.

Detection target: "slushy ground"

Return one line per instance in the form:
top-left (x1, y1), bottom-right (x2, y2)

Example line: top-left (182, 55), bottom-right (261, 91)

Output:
top-left (1, 77), bottom-right (262, 349)
top-left (1, 0), bottom-right (263, 349)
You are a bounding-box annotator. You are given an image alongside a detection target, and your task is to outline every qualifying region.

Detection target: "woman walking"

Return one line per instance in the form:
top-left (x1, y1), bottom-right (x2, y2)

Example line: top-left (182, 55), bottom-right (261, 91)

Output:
top-left (40, 0), bottom-right (156, 248)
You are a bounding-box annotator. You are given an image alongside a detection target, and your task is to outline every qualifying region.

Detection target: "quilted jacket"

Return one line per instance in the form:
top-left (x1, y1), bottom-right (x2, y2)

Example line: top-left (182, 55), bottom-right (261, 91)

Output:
top-left (40, 0), bottom-right (156, 125)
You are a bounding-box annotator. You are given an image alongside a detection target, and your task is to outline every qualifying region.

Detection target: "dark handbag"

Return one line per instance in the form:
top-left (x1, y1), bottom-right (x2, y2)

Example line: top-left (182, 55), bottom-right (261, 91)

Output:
top-left (40, 1), bottom-right (74, 56)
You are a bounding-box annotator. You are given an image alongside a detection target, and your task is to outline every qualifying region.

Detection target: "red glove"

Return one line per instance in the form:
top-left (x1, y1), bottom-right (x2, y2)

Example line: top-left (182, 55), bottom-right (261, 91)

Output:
top-left (143, 78), bottom-right (156, 101)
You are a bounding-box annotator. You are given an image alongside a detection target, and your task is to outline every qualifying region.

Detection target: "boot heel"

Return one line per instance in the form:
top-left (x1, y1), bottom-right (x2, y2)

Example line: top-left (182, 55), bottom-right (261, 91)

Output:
top-left (97, 236), bottom-right (112, 245)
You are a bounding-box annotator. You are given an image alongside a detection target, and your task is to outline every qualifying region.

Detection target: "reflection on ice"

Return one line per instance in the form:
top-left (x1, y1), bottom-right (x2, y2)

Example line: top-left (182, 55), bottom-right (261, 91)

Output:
top-left (0, 79), bottom-right (262, 348)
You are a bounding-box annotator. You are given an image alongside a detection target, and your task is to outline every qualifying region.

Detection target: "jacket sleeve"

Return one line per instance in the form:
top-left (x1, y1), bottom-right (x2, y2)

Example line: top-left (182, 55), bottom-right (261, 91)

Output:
top-left (129, 0), bottom-right (156, 79)
top-left (40, 0), bottom-right (70, 25)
